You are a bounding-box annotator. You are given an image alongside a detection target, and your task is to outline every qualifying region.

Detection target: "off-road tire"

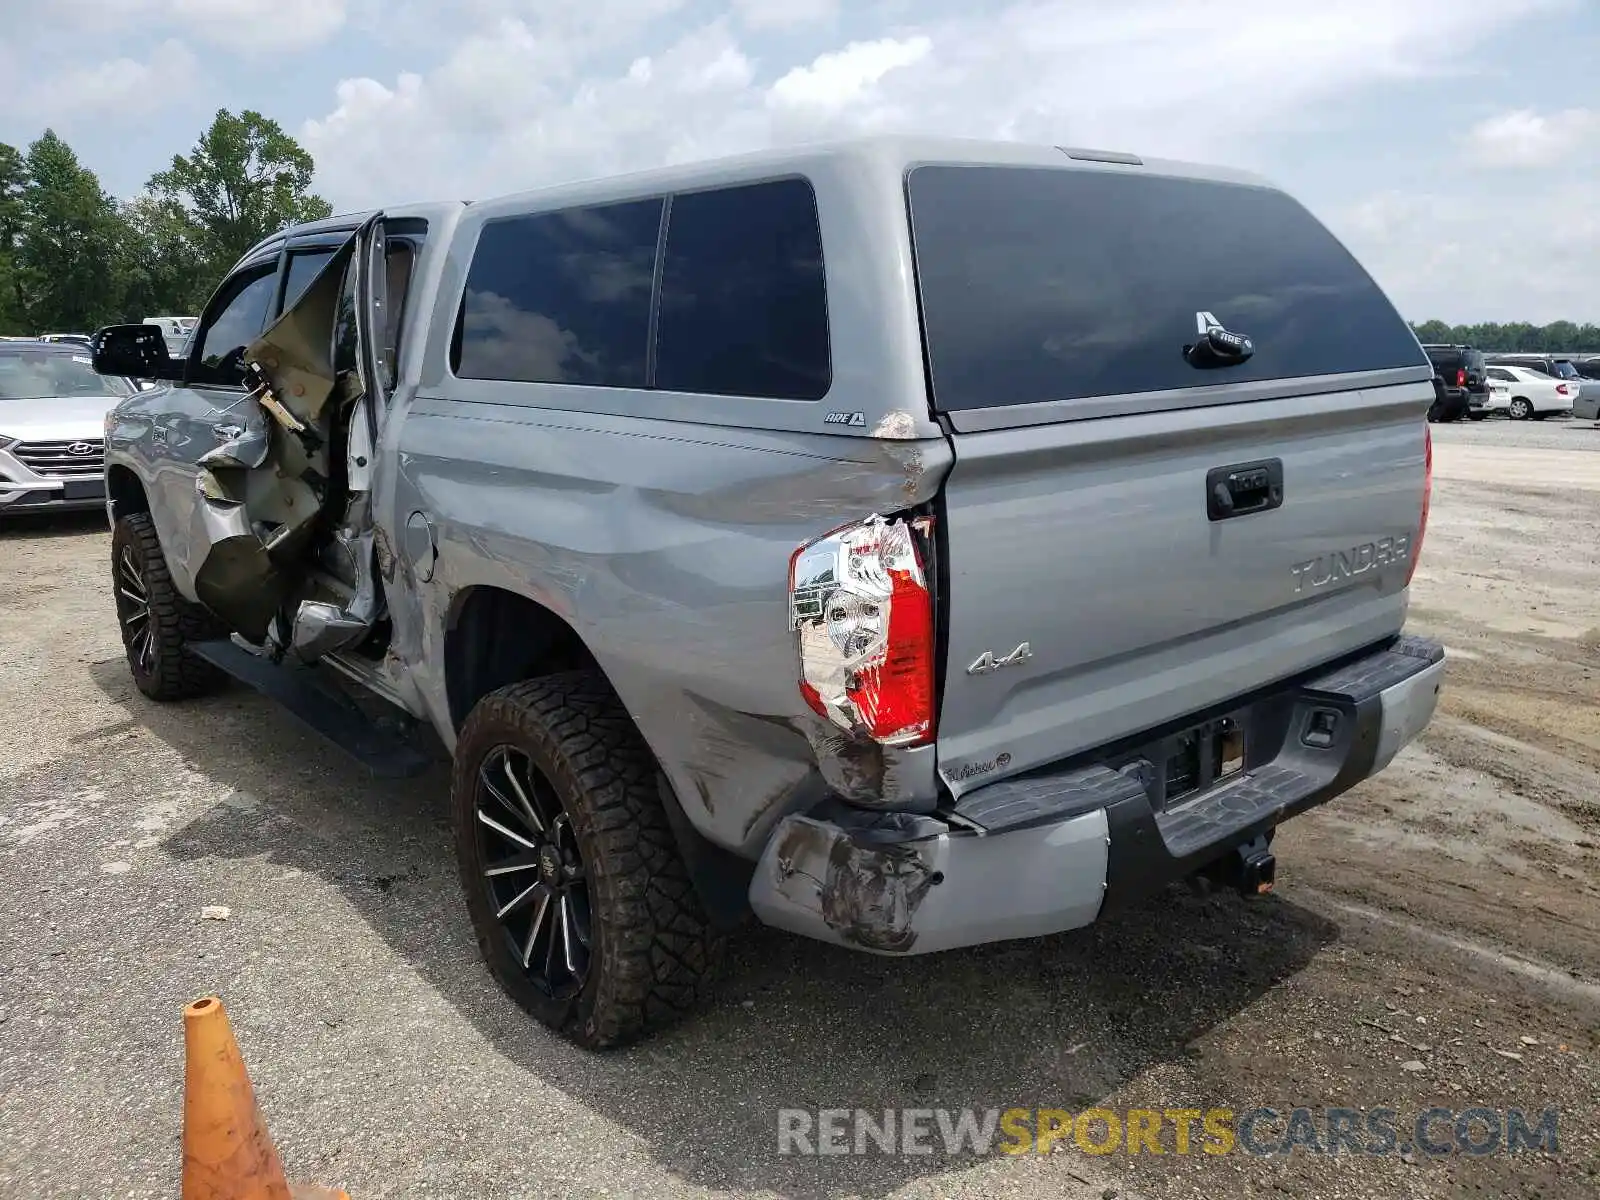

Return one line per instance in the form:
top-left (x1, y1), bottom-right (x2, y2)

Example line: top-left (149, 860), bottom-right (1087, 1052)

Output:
top-left (111, 513), bottom-right (227, 702)
top-left (451, 671), bottom-right (723, 1049)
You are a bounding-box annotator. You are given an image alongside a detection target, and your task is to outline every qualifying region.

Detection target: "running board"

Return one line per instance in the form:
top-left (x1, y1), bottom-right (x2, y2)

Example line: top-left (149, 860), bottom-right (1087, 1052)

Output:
top-left (188, 639), bottom-right (435, 779)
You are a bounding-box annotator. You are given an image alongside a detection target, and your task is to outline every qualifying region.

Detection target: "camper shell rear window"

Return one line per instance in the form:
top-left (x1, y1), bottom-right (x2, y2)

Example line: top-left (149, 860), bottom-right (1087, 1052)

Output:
top-left (905, 164), bottom-right (1427, 412)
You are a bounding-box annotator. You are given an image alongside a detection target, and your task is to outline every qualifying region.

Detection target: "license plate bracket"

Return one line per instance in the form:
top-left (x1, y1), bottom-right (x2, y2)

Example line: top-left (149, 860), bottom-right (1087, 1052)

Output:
top-left (1162, 714), bottom-right (1247, 808)
top-left (62, 479), bottom-right (105, 502)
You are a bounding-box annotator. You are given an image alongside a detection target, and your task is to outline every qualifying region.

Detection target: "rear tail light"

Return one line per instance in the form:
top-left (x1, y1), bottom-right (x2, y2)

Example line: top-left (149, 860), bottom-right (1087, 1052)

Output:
top-left (1406, 424), bottom-right (1431, 588)
top-left (1556, 383), bottom-right (1569, 396)
top-left (789, 514), bottom-right (936, 747)
top-left (1455, 368), bottom-right (1466, 388)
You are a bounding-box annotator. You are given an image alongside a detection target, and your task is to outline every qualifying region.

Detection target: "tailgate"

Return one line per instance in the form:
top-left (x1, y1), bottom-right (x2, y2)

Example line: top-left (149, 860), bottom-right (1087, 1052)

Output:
top-left (934, 386), bottom-right (1428, 792)
top-left (903, 159), bottom-right (1433, 794)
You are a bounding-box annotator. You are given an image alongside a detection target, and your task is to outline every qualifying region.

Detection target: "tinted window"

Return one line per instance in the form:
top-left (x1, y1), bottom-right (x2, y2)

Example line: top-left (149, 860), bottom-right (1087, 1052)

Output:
top-left (1424, 347), bottom-right (1461, 371)
top-left (281, 248), bottom-right (338, 313)
top-left (654, 178), bottom-right (830, 400)
top-left (454, 199), bottom-right (663, 387)
top-left (907, 165), bottom-right (1427, 410)
top-left (192, 265), bottom-right (278, 375)
top-left (0, 349), bottom-right (135, 400)
top-left (1488, 368), bottom-right (1515, 381)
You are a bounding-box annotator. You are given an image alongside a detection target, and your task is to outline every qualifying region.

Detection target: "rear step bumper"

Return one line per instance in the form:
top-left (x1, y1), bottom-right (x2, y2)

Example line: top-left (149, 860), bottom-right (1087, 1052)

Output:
top-left (748, 635), bottom-right (1443, 955)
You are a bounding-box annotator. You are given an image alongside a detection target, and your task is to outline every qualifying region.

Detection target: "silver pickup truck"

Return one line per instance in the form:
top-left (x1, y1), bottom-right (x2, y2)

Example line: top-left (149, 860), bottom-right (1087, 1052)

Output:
top-left (92, 135), bottom-right (1444, 1048)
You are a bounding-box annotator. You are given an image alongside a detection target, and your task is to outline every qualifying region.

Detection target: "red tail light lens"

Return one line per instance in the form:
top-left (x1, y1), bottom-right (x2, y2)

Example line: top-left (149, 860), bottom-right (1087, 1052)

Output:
top-left (1455, 368), bottom-right (1466, 388)
top-left (1556, 383), bottom-right (1569, 396)
top-left (789, 515), bottom-right (936, 746)
top-left (1406, 424), bottom-right (1431, 587)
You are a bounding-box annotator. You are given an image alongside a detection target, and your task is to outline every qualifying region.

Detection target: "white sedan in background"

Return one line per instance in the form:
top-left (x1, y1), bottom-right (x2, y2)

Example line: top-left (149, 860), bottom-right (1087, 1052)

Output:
top-left (1484, 364), bottom-right (1575, 420)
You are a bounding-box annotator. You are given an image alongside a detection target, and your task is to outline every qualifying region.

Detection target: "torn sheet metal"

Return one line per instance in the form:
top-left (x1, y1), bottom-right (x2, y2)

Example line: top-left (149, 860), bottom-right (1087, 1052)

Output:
top-left (244, 233), bottom-right (358, 434)
top-left (759, 813), bottom-right (944, 952)
top-left (179, 221), bottom-right (386, 647)
top-left (750, 804), bottom-right (1112, 956)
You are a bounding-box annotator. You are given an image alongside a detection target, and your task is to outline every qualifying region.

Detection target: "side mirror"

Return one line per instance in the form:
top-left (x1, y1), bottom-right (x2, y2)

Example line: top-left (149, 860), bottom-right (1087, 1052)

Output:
top-left (91, 324), bottom-right (185, 383)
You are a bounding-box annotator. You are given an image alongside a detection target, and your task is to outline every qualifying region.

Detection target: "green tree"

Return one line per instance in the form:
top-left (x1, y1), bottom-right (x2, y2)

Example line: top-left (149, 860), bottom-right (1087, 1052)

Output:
top-left (118, 194), bottom-right (214, 318)
top-left (0, 142), bottom-right (26, 333)
top-left (147, 109), bottom-right (333, 279)
top-left (14, 130), bottom-right (128, 332)
top-left (1412, 321), bottom-right (1600, 354)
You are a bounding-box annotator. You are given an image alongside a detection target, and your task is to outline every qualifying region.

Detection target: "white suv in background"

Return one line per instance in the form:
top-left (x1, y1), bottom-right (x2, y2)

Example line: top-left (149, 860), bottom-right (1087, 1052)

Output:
top-left (141, 315), bottom-right (198, 359)
top-left (1485, 364), bottom-right (1575, 420)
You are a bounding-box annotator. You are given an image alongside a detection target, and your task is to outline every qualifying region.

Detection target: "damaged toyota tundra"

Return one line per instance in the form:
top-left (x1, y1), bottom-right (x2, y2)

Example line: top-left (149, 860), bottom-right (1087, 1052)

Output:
top-left (92, 136), bottom-right (1444, 1048)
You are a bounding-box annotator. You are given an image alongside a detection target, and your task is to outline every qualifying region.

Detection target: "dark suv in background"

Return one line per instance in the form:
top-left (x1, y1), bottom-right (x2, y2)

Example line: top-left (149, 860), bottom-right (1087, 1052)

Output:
top-left (1486, 353), bottom-right (1583, 382)
top-left (1420, 344), bottom-right (1489, 421)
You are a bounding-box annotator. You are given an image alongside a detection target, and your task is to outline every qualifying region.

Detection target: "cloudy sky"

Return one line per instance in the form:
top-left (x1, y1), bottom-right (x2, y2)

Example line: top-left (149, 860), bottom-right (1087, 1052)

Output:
top-left (2, 0), bottom-right (1597, 324)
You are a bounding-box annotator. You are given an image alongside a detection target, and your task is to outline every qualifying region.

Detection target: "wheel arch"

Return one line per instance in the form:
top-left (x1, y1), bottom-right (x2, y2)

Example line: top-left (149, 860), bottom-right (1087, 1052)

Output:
top-left (440, 584), bottom-right (755, 932)
top-left (106, 463), bottom-right (150, 520)
top-left (442, 585), bottom-right (598, 734)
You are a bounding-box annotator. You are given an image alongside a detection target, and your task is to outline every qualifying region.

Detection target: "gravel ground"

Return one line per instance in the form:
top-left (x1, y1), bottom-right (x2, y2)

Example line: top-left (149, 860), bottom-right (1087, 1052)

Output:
top-left (1, 417), bottom-right (1596, 1199)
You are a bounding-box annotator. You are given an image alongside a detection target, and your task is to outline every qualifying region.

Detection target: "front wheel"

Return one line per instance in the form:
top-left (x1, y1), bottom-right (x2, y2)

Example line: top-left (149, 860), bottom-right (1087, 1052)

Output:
top-left (110, 513), bottom-right (226, 701)
top-left (1508, 397), bottom-right (1533, 420)
top-left (451, 671), bottom-right (722, 1049)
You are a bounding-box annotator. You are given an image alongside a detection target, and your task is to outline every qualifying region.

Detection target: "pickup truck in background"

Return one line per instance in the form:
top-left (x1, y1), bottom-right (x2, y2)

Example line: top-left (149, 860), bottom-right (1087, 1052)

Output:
top-left (91, 136), bottom-right (1444, 1048)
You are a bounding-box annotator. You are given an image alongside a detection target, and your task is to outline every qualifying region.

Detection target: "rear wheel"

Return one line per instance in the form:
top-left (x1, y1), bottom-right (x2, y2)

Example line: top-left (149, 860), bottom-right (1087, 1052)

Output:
top-left (451, 671), bottom-right (722, 1049)
top-left (1468, 412), bottom-right (1487, 421)
top-left (1508, 397), bottom-right (1533, 420)
top-left (110, 513), bottom-right (226, 701)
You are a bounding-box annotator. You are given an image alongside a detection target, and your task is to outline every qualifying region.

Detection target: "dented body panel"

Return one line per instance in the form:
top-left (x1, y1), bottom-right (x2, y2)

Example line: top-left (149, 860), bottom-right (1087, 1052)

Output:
top-left (387, 400), bottom-right (953, 853)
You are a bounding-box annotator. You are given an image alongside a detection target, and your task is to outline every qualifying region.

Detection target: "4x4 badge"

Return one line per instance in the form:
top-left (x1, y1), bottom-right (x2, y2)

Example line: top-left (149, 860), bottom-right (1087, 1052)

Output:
top-left (967, 643), bottom-right (1032, 675)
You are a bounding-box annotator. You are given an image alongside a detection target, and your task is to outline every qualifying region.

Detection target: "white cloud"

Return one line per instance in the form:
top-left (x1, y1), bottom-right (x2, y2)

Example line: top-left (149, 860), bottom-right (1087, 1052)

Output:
top-left (1467, 107), bottom-right (1600, 167)
top-left (303, 0), bottom-right (1567, 210)
top-left (170, 0), bottom-right (348, 51)
top-left (732, 0), bottom-right (838, 31)
top-left (768, 37), bottom-right (931, 113)
top-left (290, 0), bottom-right (1595, 321)
top-left (1329, 184), bottom-right (1600, 323)
top-left (49, 0), bottom-right (347, 51)
top-left (5, 39), bottom-right (199, 123)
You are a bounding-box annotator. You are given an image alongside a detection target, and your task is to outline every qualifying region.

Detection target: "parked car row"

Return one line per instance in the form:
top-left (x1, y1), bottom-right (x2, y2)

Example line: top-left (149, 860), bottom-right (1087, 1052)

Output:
top-left (2, 316), bottom-right (195, 357)
top-left (1420, 344), bottom-right (1593, 422)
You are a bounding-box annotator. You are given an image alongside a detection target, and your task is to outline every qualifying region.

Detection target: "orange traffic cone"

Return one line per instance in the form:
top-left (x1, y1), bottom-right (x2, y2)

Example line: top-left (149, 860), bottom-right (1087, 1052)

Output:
top-left (181, 996), bottom-right (350, 1200)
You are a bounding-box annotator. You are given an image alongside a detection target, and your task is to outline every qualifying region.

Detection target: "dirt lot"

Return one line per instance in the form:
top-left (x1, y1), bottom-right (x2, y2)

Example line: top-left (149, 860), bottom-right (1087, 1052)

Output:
top-left (1, 419), bottom-right (1597, 1200)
